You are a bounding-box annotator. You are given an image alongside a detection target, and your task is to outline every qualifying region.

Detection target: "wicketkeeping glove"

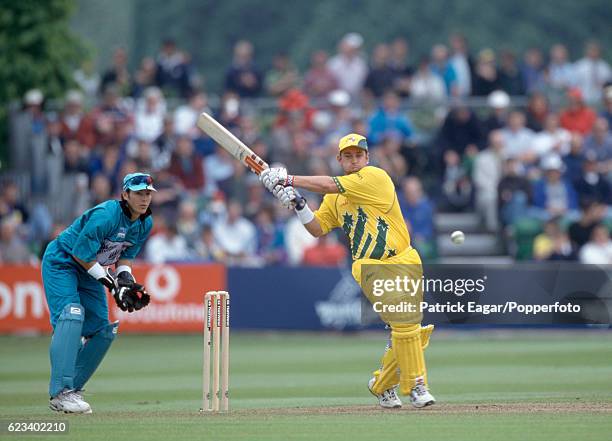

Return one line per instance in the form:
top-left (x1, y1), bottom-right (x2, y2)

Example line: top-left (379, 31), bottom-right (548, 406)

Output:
top-left (94, 268), bottom-right (150, 313)
top-left (114, 271), bottom-right (150, 312)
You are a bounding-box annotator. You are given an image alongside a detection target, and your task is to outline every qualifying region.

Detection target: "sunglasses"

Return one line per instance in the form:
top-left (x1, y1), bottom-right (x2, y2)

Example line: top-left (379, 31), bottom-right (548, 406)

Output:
top-left (124, 175), bottom-right (153, 189)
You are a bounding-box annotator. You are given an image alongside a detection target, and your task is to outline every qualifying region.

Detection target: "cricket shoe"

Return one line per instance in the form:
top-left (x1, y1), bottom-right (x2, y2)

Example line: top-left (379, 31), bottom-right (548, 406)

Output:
top-left (49, 389), bottom-right (92, 414)
top-left (409, 377), bottom-right (435, 408)
top-left (368, 377), bottom-right (402, 409)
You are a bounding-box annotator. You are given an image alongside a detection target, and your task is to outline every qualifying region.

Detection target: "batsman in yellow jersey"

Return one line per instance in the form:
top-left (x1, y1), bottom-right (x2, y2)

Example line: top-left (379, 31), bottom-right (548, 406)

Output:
top-left (260, 133), bottom-right (435, 409)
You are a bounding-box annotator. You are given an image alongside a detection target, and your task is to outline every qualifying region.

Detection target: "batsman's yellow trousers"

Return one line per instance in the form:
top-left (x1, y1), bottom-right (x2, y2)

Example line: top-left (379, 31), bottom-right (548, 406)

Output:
top-left (352, 247), bottom-right (433, 395)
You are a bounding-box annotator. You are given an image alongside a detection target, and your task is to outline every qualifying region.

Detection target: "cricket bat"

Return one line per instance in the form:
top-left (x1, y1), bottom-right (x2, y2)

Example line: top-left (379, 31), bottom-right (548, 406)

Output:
top-left (196, 112), bottom-right (268, 175)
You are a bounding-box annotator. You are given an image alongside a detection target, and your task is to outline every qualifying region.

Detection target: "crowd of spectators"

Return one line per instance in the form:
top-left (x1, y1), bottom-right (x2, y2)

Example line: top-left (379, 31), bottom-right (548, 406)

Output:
top-left (4, 33), bottom-right (612, 266)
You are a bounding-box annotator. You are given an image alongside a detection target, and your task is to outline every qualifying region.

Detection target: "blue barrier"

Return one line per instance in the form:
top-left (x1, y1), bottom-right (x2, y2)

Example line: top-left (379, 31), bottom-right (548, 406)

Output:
top-left (228, 266), bottom-right (368, 330)
top-left (226, 264), bottom-right (612, 330)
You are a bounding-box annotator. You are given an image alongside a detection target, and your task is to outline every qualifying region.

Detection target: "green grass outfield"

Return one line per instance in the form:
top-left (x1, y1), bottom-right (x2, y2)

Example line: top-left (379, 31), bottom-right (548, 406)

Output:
top-left (1, 330), bottom-right (611, 441)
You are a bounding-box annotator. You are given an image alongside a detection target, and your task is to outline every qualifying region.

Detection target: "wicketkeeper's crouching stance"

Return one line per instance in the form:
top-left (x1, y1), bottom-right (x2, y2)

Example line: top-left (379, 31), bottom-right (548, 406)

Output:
top-left (41, 173), bottom-right (155, 413)
top-left (261, 134), bottom-right (435, 409)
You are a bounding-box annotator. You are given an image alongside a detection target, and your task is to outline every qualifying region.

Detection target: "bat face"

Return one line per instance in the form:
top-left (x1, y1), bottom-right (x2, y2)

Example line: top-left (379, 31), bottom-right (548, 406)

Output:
top-left (197, 113), bottom-right (269, 175)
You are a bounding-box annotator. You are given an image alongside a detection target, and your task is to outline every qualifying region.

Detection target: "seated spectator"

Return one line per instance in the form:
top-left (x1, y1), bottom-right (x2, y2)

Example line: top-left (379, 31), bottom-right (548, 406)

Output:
top-left (532, 155), bottom-right (579, 220)
top-left (243, 175), bottom-right (267, 220)
top-left (327, 33), bottom-right (368, 99)
top-left (437, 104), bottom-right (482, 155)
top-left (520, 48), bottom-right (545, 94)
top-left (254, 205), bottom-right (286, 265)
top-left (474, 130), bottom-right (505, 231)
top-left (194, 224), bottom-right (222, 262)
top-left (481, 90), bottom-right (511, 136)
top-left (60, 90), bottom-right (87, 143)
top-left (284, 200), bottom-right (318, 265)
top-left (130, 57), bottom-right (158, 98)
top-left (73, 59), bottom-right (100, 99)
top-left (212, 200), bottom-right (257, 266)
top-left (168, 136), bottom-right (205, 192)
top-left (498, 158), bottom-right (532, 226)
top-left (88, 145), bottom-right (122, 193)
top-left (430, 44), bottom-right (457, 96)
top-left (88, 173), bottom-right (112, 207)
top-left (548, 44), bottom-right (575, 91)
top-left (583, 117), bottom-right (612, 168)
top-left (367, 90), bottom-right (413, 145)
top-left (205, 145), bottom-right (239, 197)
top-left (274, 88), bottom-right (314, 132)
top-left (10, 89), bottom-right (46, 175)
top-left (472, 49), bottom-right (501, 96)
top-left (559, 88), bottom-right (597, 135)
top-left (145, 216), bottom-right (191, 263)
top-left (532, 113), bottom-right (571, 158)
top-left (265, 52), bottom-right (300, 97)
top-left (302, 234), bottom-right (347, 267)
top-left (562, 134), bottom-right (586, 183)
top-left (224, 40), bottom-right (263, 98)
top-left (389, 37), bottom-right (414, 97)
top-left (134, 87), bottom-right (166, 142)
top-left (568, 200), bottom-right (607, 251)
top-left (79, 84), bottom-right (131, 148)
top-left (602, 85), bottom-right (612, 128)
top-left (364, 43), bottom-right (395, 98)
top-left (44, 114), bottom-right (64, 196)
top-left (579, 224), bottom-right (612, 264)
top-left (174, 91), bottom-right (210, 137)
top-left (573, 152), bottom-right (611, 204)
top-left (440, 150), bottom-right (472, 212)
top-left (501, 110), bottom-right (536, 162)
top-left (448, 33), bottom-right (473, 97)
top-left (525, 92), bottom-right (549, 132)
top-left (152, 116), bottom-right (177, 171)
top-left (410, 56), bottom-right (446, 102)
top-left (176, 199), bottom-right (202, 247)
top-left (148, 169), bottom-right (182, 221)
top-left (63, 140), bottom-right (89, 174)
top-left (100, 47), bottom-right (130, 95)
top-left (532, 218), bottom-right (575, 261)
top-left (132, 139), bottom-right (155, 171)
top-left (398, 176), bottom-right (435, 250)
top-left (155, 39), bottom-right (192, 98)
top-left (573, 41), bottom-right (611, 104)
top-left (280, 130), bottom-right (312, 177)
top-left (303, 50), bottom-right (338, 99)
top-left (238, 115), bottom-right (263, 147)
top-left (0, 218), bottom-right (34, 264)
top-left (371, 134), bottom-right (407, 185)
top-left (217, 92), bottom-right (243, 129)
top-left (498, 50), bottom-right (525, 96)
top-left (0, 180), bottom-right (29, 225)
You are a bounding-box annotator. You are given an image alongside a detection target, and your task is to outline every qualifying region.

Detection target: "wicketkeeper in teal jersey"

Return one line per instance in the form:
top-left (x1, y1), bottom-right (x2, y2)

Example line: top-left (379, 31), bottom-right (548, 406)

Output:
top-left (41, 173), bottom-right (155, 413)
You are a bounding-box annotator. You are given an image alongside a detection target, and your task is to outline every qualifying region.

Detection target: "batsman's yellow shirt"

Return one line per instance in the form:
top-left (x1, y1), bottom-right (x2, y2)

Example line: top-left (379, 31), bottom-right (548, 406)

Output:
top-left (314, 166), bottom-right (411, 260)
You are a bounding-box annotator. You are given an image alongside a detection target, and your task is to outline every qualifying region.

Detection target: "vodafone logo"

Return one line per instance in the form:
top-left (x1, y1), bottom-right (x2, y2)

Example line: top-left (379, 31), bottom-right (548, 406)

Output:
top-left (144, 265), bottom-right (181, 302)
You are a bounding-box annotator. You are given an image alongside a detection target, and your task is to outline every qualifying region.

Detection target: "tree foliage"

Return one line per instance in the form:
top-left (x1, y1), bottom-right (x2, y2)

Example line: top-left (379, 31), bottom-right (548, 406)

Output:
top-left (0, 0), bottom-right (86, 166)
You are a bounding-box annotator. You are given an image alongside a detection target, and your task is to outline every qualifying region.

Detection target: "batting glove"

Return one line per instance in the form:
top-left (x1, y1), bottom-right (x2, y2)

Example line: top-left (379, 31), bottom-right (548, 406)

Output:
top-left (260, 167), bottom-right (293, 192)
top-left (273, 185), bottom-right (306, 210)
